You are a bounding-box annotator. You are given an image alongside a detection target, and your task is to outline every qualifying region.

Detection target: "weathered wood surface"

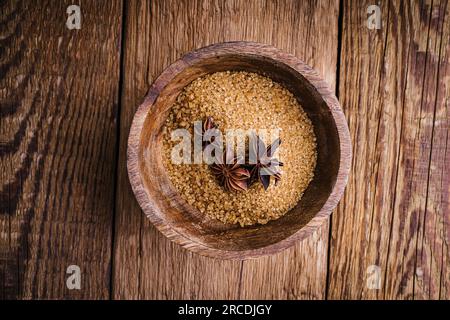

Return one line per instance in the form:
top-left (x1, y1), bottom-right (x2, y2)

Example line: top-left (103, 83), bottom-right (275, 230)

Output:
top-left (0, 0), bottom-right (122, 299)
top-left (1, 0), bottom-right (448, 300)
top-left (328, 0), bottom-right (449, 299)
top-left (113, 0), bottom-right (339, 299)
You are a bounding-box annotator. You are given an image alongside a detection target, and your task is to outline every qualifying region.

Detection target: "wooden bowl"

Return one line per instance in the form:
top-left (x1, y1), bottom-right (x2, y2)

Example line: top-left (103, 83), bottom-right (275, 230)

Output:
top-left (127, 42), bottom-right (351, 259)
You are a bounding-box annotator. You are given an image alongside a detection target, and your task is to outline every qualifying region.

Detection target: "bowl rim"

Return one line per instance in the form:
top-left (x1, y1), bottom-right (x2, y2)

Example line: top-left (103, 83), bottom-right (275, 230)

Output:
top-left (127, 41), bottom-right (352, 259)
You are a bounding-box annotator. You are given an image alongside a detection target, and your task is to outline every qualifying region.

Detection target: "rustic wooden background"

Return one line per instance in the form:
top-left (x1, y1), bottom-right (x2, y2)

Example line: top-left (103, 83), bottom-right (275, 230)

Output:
top-left (0, 0), bottom-right (448, 300)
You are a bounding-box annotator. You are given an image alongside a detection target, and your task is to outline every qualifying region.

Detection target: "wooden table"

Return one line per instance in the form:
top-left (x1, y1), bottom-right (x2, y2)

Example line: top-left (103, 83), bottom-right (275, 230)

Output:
top-left (0, 0), bottom-right (448, 300)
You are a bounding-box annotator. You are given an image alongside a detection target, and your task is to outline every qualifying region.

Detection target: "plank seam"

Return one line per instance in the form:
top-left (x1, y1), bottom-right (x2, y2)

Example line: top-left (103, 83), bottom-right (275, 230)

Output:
top-left (110, 0), bottom-right (127, 300)
top-left (325, 0), bottom-right (344, 301)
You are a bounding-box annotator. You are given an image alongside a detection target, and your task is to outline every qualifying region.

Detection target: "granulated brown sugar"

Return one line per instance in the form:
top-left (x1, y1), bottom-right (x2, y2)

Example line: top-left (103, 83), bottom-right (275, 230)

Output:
top-left (163, 71), bottom-right (317, 226)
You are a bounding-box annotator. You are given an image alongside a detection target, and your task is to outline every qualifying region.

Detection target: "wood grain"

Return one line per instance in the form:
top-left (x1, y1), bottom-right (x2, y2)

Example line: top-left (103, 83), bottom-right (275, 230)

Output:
top-left (2, 0), bottom-right (446, 301)
top-left (414, 0), bottom-right (449, 300)
top-left (0, 0), bottom-right (122, 299)
top-left (114, 0), bottom-right (340, 299)
top-left (328, 0), bottom-right (449, 299)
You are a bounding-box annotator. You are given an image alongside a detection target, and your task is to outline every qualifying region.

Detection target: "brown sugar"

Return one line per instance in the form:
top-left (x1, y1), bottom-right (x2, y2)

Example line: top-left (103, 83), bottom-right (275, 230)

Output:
top-left (162, 71), bottom-right (317, 227)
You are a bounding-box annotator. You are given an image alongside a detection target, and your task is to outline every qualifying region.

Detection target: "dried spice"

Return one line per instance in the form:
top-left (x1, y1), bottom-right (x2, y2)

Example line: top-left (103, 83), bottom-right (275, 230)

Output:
top-left (195, 116), bottom-right (218, 149)
top-left (210, 156), bottom-right (250, 192)
top-left (200, 118), bottom-right (283, 193)
top-left (248, 134), bottom-right (283, 190)
top-left (202, 122), bottom-right (283, 191)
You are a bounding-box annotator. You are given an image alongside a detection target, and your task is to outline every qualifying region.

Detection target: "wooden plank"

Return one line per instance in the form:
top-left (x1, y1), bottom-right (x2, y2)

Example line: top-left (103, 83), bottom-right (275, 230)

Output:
top-left (0, 0), bottom-right (122, 299)
top-left (415, 0), bottom-right (449, 300)
top-left (240, 221), bottom-right (330, 299)
top-left (238, 0), bottom-right (340, 299)
top-left (328, 0), bottom-right (449, 299)
top-left (114, 0), bottom-right (339, 299)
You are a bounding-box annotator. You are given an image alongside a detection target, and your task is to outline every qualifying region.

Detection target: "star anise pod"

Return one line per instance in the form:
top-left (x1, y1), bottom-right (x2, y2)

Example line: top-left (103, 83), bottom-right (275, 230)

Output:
top-left (248, 135), bottom-right (283, 190)
top-left (210, 156), bottom-right (250, 192)
top-left (194, 116), bottom-right (218, 149)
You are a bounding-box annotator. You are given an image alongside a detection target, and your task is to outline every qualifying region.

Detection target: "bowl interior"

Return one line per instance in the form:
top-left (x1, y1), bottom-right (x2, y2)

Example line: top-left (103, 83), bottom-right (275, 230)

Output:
top-left (138, 54), bottom-right (340, 252)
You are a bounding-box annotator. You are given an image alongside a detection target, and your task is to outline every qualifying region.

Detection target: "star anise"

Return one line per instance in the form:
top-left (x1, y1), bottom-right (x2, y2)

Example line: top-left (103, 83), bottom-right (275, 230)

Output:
top-left (210, 156), bottom-right (250, 192)
top-left (248, 135), bottom-right (283, 190)
top-left (194, 116), bottom-right (218, 149)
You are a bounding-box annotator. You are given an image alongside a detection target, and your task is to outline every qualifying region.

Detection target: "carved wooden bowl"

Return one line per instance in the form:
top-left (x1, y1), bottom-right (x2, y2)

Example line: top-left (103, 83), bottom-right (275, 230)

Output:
top-left (127, 42), bottom-right (351, 259)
